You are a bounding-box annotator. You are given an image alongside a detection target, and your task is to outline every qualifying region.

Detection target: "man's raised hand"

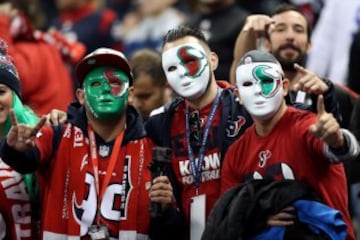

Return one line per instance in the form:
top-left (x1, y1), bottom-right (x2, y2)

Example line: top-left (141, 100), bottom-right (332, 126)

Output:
top-left (7, 110), bottom-right (47, 151)
top-left (309, 95), bottom-right (344, 148)
top-left (292, 64), bottom-right (329, 95)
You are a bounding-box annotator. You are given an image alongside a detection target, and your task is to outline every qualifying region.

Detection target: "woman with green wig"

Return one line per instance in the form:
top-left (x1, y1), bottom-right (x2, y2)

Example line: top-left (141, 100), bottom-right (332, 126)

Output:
top-left (0, 40), bottom-right (40, 240)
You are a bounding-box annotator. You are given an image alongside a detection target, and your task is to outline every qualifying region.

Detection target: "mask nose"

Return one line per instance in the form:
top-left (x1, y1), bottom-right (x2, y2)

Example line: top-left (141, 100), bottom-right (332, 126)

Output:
top-left (254, 82), bottom-right (262, 95)
top-left (101, 82), bottom-right (112, 94)
top-left (177, 65), bottom-right (186, 78)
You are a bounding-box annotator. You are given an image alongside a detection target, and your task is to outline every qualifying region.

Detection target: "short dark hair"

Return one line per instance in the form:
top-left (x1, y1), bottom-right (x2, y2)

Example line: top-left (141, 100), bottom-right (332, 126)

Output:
top-left (271, 4), bottom-right (312, 40)
top-left (129, 49), bottom-right (166, 86)
top-left (163, 25), bottom-right (208, 47)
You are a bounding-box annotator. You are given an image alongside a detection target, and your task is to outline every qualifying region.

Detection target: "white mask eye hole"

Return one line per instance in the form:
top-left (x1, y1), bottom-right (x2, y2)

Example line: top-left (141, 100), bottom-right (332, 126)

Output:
top-left (242, 81), bottom-right (253, 87)
top-left (167, 66), bottom-right (177, 72)
top-left (91, 81), bottom-right (101, 87)
top-left (261, 78), bottom-right (274, 84)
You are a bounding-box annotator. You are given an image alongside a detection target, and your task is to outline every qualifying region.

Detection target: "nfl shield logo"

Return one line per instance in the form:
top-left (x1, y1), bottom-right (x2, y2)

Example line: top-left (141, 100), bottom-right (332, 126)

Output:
top-left (99, 145), bottom-right (110, 158)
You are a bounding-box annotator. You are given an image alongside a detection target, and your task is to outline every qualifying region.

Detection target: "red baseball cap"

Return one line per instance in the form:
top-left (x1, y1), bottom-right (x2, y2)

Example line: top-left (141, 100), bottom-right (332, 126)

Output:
top-left (75, 47), bottom-right (133, 86)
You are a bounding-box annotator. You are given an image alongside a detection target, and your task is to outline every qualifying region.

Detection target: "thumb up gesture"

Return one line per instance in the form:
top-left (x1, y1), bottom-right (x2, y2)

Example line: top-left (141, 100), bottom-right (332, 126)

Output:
top-left (309, 95), bottom-right (344, 148)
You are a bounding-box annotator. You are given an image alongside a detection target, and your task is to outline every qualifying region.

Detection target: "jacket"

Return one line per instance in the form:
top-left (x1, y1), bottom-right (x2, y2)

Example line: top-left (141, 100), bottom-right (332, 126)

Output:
top-left (202, 179), bottom-right (347, 240)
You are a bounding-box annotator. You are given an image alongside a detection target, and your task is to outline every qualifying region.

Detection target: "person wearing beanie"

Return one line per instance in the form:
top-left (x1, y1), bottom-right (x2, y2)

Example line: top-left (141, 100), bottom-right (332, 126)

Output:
top-left (0, 40), bottom-right (40, 239)
top-left (0, 47), bottom-right (174, 239)
top-left (221, 50), bottom-right (359, 240)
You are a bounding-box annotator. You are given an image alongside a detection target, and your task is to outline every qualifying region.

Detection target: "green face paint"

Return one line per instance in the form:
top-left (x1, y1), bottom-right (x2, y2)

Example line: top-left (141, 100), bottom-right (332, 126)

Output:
top-left (84, 66), bottom-right (129, 121)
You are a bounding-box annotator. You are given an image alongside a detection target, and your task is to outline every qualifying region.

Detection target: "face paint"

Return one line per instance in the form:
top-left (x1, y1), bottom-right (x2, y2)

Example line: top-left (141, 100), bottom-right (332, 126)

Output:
top-left (84, 66), bottom-right (129, 121)
top-left (162, 43), bottom-right (210, 100)
top-left (236, 62), bottom-right (284, 120)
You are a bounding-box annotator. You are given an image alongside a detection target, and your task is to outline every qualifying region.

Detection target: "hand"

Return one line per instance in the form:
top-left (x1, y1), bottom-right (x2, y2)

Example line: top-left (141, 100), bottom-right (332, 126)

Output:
top-left (149, 176), bottom-right (173, 211)
top-left (309, 95), bottom-right (343, 148)
top-left (45, 109), bottom-right (67, 126)
top-left (7, 109), bottom-right (47, 151)
top-left (243, 15), bottom-right (274, 38)
top-left (0, 3), bottom-right (18, 19)
top-left (292, 64), bottom-right (329, 94)
top-left (267, 206), bottom-right (296, 226)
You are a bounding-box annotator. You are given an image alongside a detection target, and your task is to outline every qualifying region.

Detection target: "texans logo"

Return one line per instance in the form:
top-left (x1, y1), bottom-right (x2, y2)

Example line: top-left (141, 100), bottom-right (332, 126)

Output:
top-left (258, 150), bottom-right (272, 168)
top-left (253, 65), bottom-right (282, 98)
top-left (226, 116), bottom-right (246, 138)
top-left (178, 46), bottom-right (208, 78)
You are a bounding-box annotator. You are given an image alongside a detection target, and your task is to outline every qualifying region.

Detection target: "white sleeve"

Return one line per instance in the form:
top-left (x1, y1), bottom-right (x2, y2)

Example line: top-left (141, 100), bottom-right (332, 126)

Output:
top-left (324, 129), bottom-right (360, 163)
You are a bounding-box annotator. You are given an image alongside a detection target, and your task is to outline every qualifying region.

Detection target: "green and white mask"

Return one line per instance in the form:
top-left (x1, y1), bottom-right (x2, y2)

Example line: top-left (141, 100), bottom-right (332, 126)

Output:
top-left (236, 62), bottom-right (284, 120)
top-left (84, 66), bottom-right (130, 121)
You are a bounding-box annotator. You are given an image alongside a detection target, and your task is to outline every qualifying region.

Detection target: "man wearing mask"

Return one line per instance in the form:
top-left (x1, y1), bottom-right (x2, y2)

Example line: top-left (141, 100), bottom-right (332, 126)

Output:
top-left (0, 48), bottom-right (173, 239)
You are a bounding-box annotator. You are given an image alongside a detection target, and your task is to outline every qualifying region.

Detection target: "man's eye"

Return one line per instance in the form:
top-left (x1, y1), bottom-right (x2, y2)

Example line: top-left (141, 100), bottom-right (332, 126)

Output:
top-left (136, 93), bottom-right (151, 100)
top-left (168, 66), bottom-right (177, 72)
top-left (91, 81), bottom-right (101, 87)
top-left (262, 79), bottom-right (274, 84)
top-left (274, 26), bottom-right (286, 32)
top-left (242, 81), bottom-right (253, 87)
top-left (110, 81), bottom-right (121, 87)
top-left (185, 59), bottom-right (196, 64)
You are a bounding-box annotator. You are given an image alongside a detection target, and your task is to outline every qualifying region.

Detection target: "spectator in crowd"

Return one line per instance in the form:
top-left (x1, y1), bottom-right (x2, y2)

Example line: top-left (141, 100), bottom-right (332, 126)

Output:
top-left (230, 4), bottom-right (360, 233)
top-left (230, 4), bottom-right (355, 129)
top-left (185, 0), bottom-right (249, 80)
top-left (50, 0), bottom-right (121, 55)
top-left (0, 47), bottom-right (173, 239)
top-left (0, 39), bottom-right (40, 240)
top-left (306, 0), bottom-right (360, 86)
top-left (128, 48), bottom-right (172, 121)
top-left (0, 0), bottom-right (74, 115)
top-left (113, 0), bottom-right (186, 57)
top-left (222, 49), bottom-right (360, 240)
top-left (145, 25), bottom-right (254, 240)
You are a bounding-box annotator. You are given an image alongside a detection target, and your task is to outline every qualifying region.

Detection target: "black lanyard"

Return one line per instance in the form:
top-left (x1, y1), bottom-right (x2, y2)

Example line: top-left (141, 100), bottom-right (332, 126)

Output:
top-left (185, 88), bottom-right (221, 189)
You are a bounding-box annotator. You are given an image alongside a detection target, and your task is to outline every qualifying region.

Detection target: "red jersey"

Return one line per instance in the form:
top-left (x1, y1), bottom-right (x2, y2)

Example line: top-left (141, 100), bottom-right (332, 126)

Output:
top-left (170, 99), bottom-right (222, 222)
top-left (0, 160), bottom-right (32, 239)
top-left (221, 107), bottom-right (354, 240)
top-left (35, 123), bottom-right (153, 239)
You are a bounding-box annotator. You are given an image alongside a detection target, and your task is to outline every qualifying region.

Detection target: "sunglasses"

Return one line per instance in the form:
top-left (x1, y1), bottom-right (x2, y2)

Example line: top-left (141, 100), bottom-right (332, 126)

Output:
top-left (188, 110), bottom-right (202, 148)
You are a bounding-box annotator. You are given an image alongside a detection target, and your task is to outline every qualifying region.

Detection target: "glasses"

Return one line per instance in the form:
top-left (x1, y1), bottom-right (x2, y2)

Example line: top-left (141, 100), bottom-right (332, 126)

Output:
top-left (189, 110), bottom-right (202, 148)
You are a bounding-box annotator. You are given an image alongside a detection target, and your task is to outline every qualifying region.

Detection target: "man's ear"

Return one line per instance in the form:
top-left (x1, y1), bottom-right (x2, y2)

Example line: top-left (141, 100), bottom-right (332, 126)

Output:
top-left (210, 52), bottom-right (219, 71)
top-left (282, 78), bottom-right (290, 96)
top-left (128, 86), bottom-right (134, 105)
top-left (76, 89), bottom-right (85, 104)
top-left (234, 88), bottom-right (243, 104)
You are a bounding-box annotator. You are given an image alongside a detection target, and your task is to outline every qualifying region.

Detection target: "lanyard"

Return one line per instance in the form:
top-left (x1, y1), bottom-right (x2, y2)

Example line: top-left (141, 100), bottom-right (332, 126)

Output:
top-left (88, 125), bottom-right (125, 223)
top-left (185, 88), bottom-right (221, 189)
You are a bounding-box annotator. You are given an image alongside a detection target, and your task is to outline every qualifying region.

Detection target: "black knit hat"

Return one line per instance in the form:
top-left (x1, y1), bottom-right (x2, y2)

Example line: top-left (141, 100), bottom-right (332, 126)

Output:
top-left (0, 40), bottom-right (21, 97)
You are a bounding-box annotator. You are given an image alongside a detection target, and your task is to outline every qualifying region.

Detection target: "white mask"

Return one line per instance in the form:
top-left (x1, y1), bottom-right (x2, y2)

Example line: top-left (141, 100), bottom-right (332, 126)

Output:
top-left (162, 43), bottom-right (210, 100)
top-left (236, 62), bottom-right (284, 120)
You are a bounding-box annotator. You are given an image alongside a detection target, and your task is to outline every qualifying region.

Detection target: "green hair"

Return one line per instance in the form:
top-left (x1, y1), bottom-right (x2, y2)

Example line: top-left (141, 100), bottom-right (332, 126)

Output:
top-left (3, 93), bottom-right (39, 201)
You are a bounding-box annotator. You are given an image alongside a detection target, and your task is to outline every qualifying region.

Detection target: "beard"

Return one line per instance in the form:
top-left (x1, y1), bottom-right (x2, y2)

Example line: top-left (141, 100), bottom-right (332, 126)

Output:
top-left (272, 44), bottom-right (307, 72)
